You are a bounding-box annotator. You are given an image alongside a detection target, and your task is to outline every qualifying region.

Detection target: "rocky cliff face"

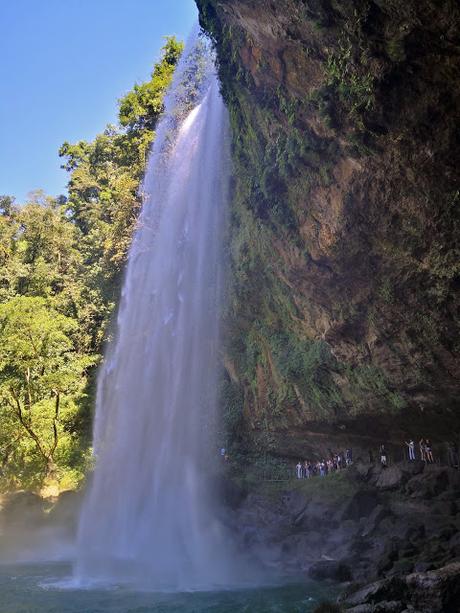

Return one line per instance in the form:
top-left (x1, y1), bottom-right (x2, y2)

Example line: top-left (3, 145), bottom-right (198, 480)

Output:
top-left (223, 461), bottom-right (460, 611)
top-left (196, 0), bottom-right (460, 457)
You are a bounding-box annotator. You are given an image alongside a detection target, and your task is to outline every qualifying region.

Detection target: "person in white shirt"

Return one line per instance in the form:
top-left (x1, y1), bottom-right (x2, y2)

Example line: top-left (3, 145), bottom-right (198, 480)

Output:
top-left (405, 439), bottom-right (416, 461)
top-left (296, 461), bottom-right (303, 479)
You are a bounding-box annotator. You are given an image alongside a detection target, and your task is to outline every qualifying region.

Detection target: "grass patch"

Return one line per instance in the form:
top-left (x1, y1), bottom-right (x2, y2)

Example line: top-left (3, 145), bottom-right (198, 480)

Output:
top-left (232, 466), bottom-right (359, 503)
top-left (287, 470), bottom-right (359, 502)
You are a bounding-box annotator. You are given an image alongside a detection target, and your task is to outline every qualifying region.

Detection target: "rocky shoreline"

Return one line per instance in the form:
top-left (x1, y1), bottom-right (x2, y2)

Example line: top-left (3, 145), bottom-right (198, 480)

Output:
top-left (1, 461), bottom-right (459, 611)
top-left (224, 460), bottom-right (460, 612)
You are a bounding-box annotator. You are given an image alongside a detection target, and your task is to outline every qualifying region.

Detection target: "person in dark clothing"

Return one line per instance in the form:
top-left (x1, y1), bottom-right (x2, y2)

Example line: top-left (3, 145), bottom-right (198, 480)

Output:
top-left (336, 454), bottom-right (342, 470)
top-left (425, 439), bottom-right (434, 463)
top-left (380, 444), bottom-right (388, 467)
top-left (346, 448), bottom-right (353, 466)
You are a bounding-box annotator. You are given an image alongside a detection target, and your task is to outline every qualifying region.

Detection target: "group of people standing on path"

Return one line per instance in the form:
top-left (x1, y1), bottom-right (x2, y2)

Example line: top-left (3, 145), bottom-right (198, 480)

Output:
top-left (291, 436), bottom-right (460, 479)
top-left (295, 449), bottom-right (353, 479)
top-left (404, 438), bottom-right (434, 463)
top-left (375, 440), bottom-right (435, 467)
top-left (295, 439), bottom-right (439, 477)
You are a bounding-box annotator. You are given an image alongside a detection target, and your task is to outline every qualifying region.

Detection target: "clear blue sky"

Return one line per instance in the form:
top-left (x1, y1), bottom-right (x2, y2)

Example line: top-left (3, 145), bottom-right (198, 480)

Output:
top-left (0, 0), bottom-right (197, 203)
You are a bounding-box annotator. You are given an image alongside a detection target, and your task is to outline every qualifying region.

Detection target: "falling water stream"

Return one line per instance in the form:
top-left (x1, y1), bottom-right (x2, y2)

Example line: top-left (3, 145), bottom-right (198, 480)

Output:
top-left (75, 34), bottom-right (235, 590)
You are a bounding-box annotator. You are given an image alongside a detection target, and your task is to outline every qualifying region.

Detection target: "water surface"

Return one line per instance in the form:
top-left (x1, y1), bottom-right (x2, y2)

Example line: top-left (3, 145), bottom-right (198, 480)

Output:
top-left (1, 563), bottom-right (338, 613)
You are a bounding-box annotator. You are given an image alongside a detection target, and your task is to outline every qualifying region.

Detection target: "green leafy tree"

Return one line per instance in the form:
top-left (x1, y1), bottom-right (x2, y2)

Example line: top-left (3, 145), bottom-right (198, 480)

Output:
top-left (0, 35), bottom-right (183, 491)
top-left (0, 296), bottom-right (94, 485)
top-left (58, 36), bottom-right (184, 346)
top-left (118, 35), bottom-right (183, 133)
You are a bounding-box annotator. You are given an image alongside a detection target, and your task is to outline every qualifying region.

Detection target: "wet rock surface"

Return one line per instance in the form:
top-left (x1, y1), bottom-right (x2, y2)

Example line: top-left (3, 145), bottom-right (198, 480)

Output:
top-left (227, 462), bottom-right (460, 612)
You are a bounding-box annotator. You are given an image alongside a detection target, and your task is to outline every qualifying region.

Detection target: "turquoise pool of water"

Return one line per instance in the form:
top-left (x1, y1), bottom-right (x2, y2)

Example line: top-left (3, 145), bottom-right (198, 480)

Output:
top-left (0, 562), bottom-right (338, 613)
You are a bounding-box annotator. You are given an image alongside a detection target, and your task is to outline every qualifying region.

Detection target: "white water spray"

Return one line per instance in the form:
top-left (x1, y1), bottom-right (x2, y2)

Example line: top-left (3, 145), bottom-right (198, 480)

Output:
top-left (75, 34), bottom-right (237, 590)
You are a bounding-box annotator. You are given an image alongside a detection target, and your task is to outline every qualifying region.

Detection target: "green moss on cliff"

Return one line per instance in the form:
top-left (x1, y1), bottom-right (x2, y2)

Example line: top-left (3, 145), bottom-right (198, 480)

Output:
top-left (199, 1), bottom-right (406, 455)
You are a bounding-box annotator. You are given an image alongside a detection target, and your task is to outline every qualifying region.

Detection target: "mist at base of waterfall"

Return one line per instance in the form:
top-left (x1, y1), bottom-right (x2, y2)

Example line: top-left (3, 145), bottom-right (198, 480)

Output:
top-left (0, 562), bottom-right (339, 613)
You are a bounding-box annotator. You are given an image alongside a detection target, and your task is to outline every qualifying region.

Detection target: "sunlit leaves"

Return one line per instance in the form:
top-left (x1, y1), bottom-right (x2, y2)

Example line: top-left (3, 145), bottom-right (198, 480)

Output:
top-left (0, 35), bottom-right (184, 489)
top-left (0, 296), bottom-right (96, 484)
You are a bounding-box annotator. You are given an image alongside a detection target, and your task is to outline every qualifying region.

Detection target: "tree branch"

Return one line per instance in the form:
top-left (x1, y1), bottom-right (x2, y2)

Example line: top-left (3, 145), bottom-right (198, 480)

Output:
top-left (9, 386), bottom-right (49, 462)
top-left (50, 390), bottom-right (60, 457)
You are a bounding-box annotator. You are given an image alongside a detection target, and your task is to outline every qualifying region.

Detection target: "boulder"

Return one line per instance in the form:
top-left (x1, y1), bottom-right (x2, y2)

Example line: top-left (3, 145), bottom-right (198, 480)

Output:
top-left (406, 561), bottom-right (460, 612)
top-left (405, 468), bottom-right (450, 499)
top-left (346, 562), bottom-right (460, 612)
top-left (340, 576), bottom-right (408, 607)
top-left (375, 466), bottom-right (404, 491)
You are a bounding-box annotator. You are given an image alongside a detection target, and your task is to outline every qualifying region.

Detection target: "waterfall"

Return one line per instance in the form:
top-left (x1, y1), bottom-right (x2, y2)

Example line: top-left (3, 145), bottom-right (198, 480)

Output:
top-left (74, 33), bottom-right (236, 590)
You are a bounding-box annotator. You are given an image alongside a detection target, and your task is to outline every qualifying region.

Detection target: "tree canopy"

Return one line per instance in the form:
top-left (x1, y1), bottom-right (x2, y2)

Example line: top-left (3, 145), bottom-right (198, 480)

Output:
top-left (0, 36), bottom-right (183, 491)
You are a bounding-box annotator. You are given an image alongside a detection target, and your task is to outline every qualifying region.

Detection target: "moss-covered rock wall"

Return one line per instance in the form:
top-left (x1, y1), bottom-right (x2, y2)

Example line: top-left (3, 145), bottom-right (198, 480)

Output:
top-left (196, 0), bottom-right (460, 458)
